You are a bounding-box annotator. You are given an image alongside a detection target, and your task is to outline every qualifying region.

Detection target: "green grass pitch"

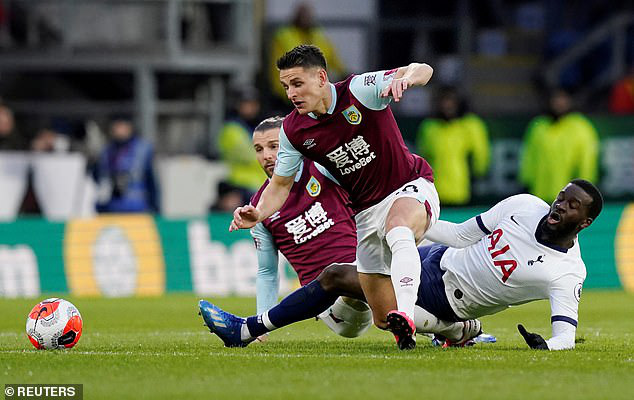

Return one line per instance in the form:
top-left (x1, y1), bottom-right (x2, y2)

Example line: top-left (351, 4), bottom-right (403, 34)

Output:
top-left (1, 291), bottom-right (633, 400)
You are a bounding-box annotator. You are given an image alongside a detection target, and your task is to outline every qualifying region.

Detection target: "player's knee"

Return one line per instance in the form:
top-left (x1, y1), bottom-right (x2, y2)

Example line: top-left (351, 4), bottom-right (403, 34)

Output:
top-left (385, 216), bottom-right (409, 233)
top-left (386, 212), bottom-right (428, 242)
top-left (317, 264), bottom-right (355, 293)
top-left (385, 198), bottom-right (428, 236)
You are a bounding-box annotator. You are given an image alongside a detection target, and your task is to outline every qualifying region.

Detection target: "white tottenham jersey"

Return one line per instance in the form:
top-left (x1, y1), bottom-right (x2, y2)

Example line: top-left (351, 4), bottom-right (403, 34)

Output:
top-left (430, 194), bottom-right (586, 328)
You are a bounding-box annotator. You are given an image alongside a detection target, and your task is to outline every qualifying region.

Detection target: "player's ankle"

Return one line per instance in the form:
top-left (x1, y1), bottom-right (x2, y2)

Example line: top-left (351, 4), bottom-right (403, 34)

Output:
top-left (442, 321), bottom-right (466, 342)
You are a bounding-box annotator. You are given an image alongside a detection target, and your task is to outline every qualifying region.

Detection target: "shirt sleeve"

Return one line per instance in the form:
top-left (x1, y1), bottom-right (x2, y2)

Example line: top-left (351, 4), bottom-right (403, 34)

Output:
top-left (424, 218), bottom-right (486, 248)
top-left (425, 194), bottom-right (534, 247)
top-left (548, 274), bottom-right (583, 329)
top-left (314, 162), bottom-right (341, 186)
top-left (477, 194), bottom-right (537, 233)
top-left (251, 223), bottom-right (280, 314)
top-left (349, 69), bottom-right (398, 111)
top-left (273, 125), bottom-right (304, 177)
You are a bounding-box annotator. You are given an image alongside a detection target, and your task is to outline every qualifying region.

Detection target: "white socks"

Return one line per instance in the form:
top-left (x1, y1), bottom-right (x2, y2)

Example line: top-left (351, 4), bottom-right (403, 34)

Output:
top-left (240, 321), bottom-right (252, 341)
top-left (386, 226), bottom-right (420, 320)
top-left (318, 297), bottom-right (373, 338)
top-left (241, 312), bottom-right (277, 342)
top-left (414, 305), bottom-right (468, 342)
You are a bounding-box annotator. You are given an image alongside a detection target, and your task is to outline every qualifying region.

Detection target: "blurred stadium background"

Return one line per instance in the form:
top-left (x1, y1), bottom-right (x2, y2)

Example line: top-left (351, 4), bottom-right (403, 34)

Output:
top-left (0, 0), bottom-right (633, 300)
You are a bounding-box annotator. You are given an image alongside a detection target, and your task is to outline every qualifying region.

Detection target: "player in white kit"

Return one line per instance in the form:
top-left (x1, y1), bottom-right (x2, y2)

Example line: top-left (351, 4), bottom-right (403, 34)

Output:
top-left (421, 179), bottom-right (602, 349)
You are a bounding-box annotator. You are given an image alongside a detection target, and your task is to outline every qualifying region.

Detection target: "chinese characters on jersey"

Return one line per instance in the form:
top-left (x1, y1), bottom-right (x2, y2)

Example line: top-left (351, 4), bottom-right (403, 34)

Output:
top-left (284, 202), bottom-right (336, 244)
top-left (326, 135), bottom-right (376, 176)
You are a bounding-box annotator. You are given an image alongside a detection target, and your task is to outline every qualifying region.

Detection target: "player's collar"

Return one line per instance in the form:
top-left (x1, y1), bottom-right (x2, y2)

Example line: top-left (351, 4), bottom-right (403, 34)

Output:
top-left (534, 216), bottom-right (570, 253)
top-left (308, 83), bottom-right (337, 120)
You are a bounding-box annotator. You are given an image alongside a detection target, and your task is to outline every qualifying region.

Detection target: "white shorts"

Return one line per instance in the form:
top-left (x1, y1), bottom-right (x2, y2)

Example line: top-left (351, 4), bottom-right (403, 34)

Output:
top-left (355, 177), bottom-right (440, 275)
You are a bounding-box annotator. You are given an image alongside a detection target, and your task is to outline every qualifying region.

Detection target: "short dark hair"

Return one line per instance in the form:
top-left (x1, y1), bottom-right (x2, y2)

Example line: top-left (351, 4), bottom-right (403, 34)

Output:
top-left (254, 116), bottom-right (284, 134)
top-left (570, 179), bottom-right (603, 220)
top-left (276, 45), bottom-right (327, 71)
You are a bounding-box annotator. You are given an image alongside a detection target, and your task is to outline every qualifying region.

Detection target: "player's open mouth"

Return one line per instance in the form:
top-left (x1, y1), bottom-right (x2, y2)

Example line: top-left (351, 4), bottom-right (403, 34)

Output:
top-left (293, 101), bottom-right (304, 108)
top-left (547, 211), bottom-right (562, 224)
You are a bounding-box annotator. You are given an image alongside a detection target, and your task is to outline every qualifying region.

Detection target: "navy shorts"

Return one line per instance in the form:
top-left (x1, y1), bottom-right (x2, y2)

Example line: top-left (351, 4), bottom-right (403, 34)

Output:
top-left (416, 244), bottom-right (461, 322)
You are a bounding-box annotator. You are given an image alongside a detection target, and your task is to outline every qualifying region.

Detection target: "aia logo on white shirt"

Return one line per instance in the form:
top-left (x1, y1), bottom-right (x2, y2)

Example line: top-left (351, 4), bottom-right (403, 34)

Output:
top-left (486, 229), bottom-right (518, 283)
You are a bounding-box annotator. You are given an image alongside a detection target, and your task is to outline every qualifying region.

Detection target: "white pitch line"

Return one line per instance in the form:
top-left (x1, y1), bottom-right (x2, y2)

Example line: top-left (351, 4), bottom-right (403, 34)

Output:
top-left (4, 349), bottom-right (627, 363)
top-left (0, 348), bottom-right (504, 361)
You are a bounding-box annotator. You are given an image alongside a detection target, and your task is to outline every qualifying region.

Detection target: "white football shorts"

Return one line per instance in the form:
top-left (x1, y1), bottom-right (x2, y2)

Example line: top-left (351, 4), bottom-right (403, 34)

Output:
top-left (355, 177), bottom-right (440, 275)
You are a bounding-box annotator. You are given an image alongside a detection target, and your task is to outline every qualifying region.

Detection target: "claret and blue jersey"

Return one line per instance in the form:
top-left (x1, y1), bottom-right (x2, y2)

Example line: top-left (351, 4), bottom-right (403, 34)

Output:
top-left (274, 70), bottom-right (434, 213)
top-left (250, 160), bottom-right (357, 313)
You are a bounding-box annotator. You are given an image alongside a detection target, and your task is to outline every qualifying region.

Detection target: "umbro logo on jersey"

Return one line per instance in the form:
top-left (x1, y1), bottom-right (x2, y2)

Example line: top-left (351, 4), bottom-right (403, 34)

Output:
top-left (528, 255), bottom-right (545, 266)
top-left (510, 215), bottom-right (519, 225)
top-left (303, 138), bottom-right (316, 149)
top-left (269, 211), bottom-right (281, 221)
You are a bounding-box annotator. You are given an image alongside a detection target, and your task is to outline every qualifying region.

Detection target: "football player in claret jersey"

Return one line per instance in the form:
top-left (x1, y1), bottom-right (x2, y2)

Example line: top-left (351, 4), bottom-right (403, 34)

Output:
top-left (200, 116), bottom-right (483, 347)
top-left (230, 44), bottom-right (439, 350)
top-left (201, 116), bottom-right (374, 345)
top-left (421, 179), bottom-right (603, 350)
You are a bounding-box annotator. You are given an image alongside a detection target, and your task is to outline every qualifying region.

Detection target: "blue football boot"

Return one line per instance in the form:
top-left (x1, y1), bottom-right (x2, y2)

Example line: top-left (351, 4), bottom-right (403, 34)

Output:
top-left (198, 300), bottom-right (252, 348)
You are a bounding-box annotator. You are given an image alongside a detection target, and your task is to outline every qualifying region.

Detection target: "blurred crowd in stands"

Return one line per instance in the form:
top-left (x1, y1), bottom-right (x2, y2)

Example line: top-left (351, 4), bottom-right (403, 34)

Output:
top-left (0, 0), bottom-right (632, 219)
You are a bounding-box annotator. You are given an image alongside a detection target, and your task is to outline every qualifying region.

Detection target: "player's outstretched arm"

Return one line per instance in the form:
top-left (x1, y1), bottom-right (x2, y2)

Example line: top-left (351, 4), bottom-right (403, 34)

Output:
top-left (252, 223), bottom-right (280, 314)
top-left (427, 195), bottom-right (533, 248)
top-left (425, 218), bottom-right (487, 248)
top-left (380, 63), bottom-right (433, 102)
top-left (229, 173), bottom-right (294, 231)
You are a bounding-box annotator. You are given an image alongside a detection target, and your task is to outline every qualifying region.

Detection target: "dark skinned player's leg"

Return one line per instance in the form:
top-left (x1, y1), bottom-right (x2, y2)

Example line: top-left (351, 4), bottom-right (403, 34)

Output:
top-left (318, 263), bottom-right (366, 301)
top-left (244, 263), bottom-right (363, 339)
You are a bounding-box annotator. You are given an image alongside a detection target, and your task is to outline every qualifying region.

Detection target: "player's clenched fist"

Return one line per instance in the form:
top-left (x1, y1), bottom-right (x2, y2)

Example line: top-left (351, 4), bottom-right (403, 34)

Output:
top-left (229, 205), bottom-right (261, 231)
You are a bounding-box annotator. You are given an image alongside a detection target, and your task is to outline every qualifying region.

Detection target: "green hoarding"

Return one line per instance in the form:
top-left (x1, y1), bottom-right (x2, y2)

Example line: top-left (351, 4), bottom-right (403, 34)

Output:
top-left (0, 206), bottom-right (629, 298)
